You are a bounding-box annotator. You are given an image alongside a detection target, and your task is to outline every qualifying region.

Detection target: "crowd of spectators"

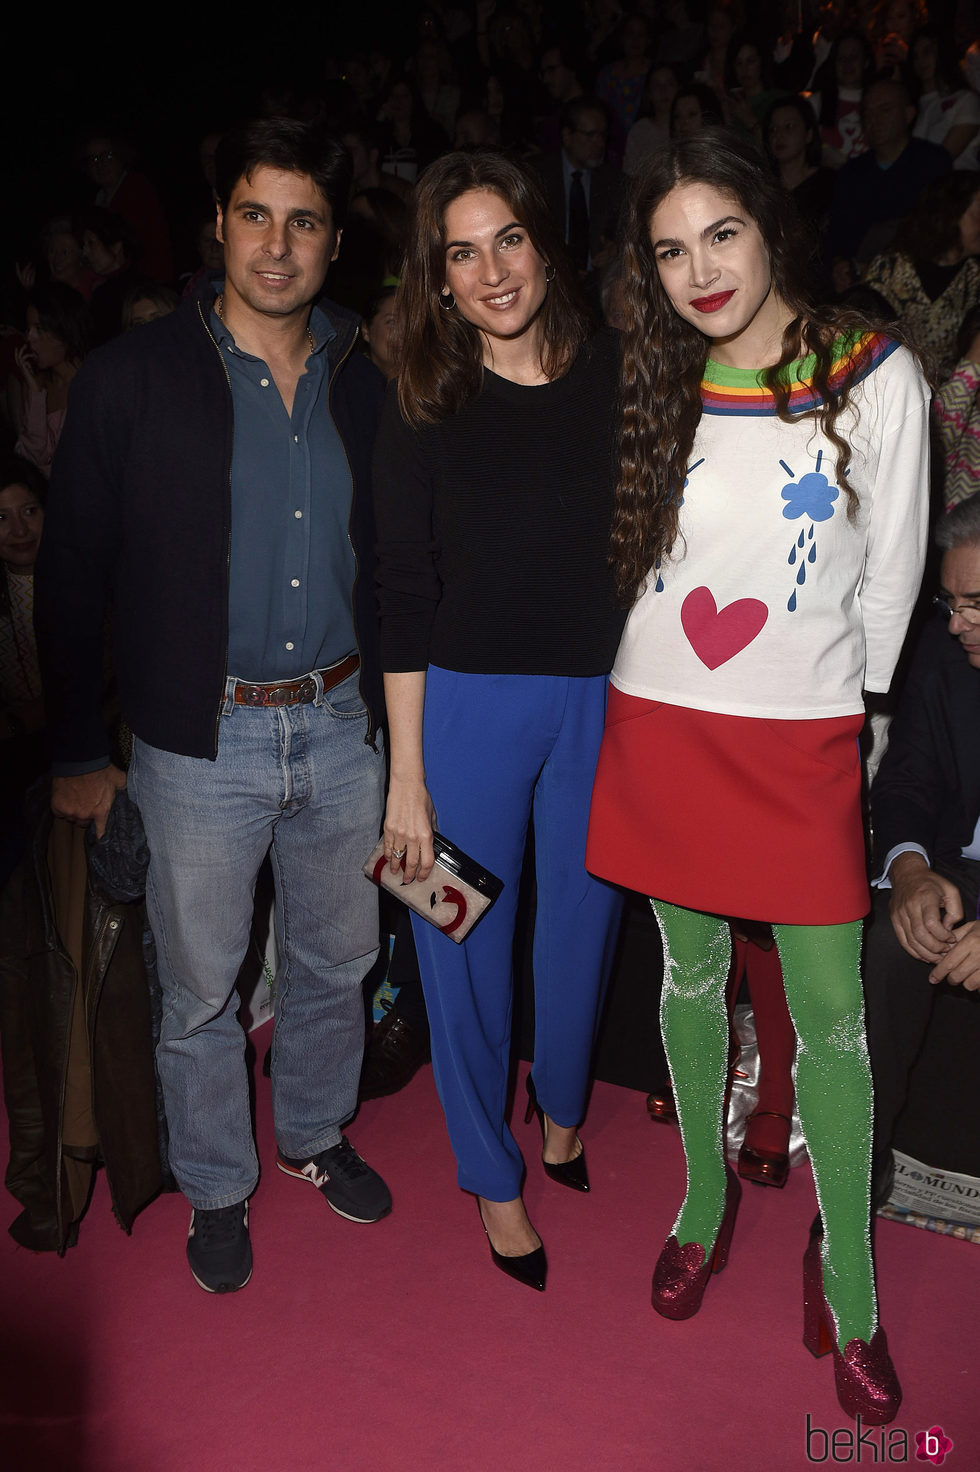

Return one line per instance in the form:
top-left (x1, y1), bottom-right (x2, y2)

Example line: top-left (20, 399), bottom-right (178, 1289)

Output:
top-left (2, 0), bottom-right (979, 836)
top-left (3, 2), bottom-right (978, 466)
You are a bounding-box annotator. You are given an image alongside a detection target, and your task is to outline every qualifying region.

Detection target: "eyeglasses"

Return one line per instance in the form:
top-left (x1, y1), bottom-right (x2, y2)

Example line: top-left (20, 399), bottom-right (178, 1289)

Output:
top-left (84, 150), bottom-right (115, 165)
top-left (933, 595), bottom-right (980, 625)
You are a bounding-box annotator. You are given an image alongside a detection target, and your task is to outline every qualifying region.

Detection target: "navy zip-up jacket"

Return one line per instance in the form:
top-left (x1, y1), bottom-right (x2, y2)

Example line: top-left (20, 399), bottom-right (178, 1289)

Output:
top-left (35, 280), bottom-right (385, 768)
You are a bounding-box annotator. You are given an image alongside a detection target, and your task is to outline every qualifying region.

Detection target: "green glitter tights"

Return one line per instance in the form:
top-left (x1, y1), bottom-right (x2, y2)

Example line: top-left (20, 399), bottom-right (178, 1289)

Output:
top-left (652, 900), bottom-right (876, 1345)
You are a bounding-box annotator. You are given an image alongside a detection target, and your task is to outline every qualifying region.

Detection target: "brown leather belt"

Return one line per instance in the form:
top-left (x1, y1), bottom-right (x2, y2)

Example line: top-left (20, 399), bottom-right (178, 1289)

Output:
top-left (233, 653), bottom-right (360, 707)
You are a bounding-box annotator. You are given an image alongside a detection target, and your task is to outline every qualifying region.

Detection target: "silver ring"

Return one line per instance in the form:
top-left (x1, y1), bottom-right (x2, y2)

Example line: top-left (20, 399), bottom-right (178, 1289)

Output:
top-left (392, 846), bottom-right (407, 860)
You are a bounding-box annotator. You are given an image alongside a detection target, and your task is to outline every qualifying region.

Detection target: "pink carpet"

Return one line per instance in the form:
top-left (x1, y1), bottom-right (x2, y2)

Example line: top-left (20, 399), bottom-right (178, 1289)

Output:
top-left (2, 1037), bottom-right (977, 1472)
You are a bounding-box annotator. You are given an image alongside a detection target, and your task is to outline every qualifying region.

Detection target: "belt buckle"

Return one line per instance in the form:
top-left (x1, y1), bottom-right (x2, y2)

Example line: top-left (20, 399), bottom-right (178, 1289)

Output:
top-left (267, 685), bottom-right (293, 706)
top-left (297, 677), bottom-right (317, 703)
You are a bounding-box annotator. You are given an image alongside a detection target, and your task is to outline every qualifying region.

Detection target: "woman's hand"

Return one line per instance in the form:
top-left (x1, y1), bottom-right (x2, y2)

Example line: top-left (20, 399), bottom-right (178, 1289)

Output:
top-left (14, 343), bottom-right (40, 394)
top-left (383, 774), bottom-right (436, 883)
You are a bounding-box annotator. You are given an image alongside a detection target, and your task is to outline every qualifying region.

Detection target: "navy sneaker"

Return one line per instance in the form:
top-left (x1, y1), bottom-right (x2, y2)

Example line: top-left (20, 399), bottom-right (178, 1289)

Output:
top-left (186, 1201), bottom-right (252, 1293)
top-left (277, 1136), bottom-right (392, 1222)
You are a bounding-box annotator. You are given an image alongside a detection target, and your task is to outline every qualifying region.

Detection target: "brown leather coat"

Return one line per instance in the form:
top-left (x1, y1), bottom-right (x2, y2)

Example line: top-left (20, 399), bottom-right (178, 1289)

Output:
top-left (0, 784), bottom-right (167, 1252)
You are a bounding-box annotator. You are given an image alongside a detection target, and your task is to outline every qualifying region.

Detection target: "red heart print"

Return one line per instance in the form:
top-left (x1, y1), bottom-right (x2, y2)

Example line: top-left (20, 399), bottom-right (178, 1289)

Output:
top-left (680, 586), bottom-right (768, 669)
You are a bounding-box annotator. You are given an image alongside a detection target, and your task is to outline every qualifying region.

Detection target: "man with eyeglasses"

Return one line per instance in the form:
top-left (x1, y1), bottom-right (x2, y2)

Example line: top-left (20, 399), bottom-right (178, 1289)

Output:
top-left (527, 96), bottom-right (626, 286)
top-left (862, 496), bottom-right (980, 1205)
top-left (78, 129), bottom-right (174, 284)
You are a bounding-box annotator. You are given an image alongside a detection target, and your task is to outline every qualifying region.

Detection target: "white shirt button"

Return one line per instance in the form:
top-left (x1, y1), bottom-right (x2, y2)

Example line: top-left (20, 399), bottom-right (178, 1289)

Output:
top-left (260, 377), bottom-right (270, 387)
top-left (291, 578), bottom-right (300, 587)
top-left (294, 510), bottom-right (303, 519)
top-left (285, 641), bottom-right (294, 651)
top-left (294, 434), bottom-right (299, 443)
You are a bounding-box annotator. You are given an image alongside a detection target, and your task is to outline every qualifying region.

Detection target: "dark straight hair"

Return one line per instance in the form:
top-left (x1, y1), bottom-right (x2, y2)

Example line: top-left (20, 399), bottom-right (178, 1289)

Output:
top-left (214, 117), bottom-right (353, 230)
top-left (0, 454), bottom-right (47, 616)
top-left (763, 94), bottom-right (823, 169)
top-left (28, 282), bottom-right (92, 364)
top-left (396, 149), bottom-right (591, 427)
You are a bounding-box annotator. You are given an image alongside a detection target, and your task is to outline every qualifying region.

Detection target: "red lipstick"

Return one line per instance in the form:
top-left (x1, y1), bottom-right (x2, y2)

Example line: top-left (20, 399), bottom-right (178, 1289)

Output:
top-left (690, 291), bottom-right (735, 313)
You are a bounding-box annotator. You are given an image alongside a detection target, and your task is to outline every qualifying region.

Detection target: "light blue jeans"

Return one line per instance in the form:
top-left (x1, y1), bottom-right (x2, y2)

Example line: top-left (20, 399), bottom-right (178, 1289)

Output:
top-left (128, 668), bottom-right (385, 1210)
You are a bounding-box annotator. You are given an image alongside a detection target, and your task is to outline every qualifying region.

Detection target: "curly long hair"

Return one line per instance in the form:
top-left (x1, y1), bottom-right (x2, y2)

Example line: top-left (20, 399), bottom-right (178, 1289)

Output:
top-left (396, 150), bottom-right (590, 426)
top-left (612, 128), bottom-right (886, 605)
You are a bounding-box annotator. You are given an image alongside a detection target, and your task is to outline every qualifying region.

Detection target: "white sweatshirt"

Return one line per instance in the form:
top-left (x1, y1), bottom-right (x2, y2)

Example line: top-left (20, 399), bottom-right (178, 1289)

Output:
top-left (612, 335), bottom-right (931, 719)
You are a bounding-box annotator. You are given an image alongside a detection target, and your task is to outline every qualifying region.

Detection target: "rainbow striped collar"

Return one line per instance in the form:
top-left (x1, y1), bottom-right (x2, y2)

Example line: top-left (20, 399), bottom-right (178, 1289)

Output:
top-left (700, 331), bottom-right (897, 416)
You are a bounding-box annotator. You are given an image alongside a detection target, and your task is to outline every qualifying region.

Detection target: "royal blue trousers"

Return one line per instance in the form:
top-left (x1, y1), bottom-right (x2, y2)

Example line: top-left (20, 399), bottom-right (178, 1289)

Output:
top-left (411, 667), bottom-right (623, 1201)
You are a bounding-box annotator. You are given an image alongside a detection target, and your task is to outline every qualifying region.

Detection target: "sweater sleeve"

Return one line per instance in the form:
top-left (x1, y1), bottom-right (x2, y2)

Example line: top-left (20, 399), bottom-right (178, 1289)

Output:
top-left (860, 347), bottom-right (931, 693)
top-left (14, 388), bottom-right (62, 473)
top-left (372, 385), bottom-right (442, 672)
top-left (34, 356), bottom-right (127, 767)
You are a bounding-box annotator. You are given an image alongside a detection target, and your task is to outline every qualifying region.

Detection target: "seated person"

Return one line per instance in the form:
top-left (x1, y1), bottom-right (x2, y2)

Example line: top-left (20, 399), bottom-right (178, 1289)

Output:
top-left (525, 96), bottom-right (627, 301)
top-left (863, 171), bottom-right (980, 380)
top-left (826, 76), bottom-right (950, 285)
top-left (77, 129), bottom-right (174, 284)
top-left (863, 497), bottom-right (980, 1203)
top-left (934, 305), bottom-right (980, 511)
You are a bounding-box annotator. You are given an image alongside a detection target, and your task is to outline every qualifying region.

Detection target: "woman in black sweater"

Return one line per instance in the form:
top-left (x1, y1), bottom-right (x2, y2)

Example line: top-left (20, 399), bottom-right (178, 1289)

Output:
top-left (373, 151), bottom-right (625, 1291)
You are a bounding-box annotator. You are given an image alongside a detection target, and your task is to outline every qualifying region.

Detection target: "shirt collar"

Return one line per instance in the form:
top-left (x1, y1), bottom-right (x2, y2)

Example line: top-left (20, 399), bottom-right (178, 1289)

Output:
top-left (208, 283), bottom-right (335, 358)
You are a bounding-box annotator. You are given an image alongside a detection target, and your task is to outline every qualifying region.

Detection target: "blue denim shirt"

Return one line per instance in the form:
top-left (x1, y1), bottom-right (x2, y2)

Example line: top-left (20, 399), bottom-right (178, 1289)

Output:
top-left (212, 300), bottom-right (356, 682)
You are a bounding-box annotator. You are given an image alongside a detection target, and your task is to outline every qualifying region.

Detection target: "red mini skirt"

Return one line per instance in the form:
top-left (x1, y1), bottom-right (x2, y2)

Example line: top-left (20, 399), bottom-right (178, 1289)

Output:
top-left (586, 688), bottom-right (870, 925)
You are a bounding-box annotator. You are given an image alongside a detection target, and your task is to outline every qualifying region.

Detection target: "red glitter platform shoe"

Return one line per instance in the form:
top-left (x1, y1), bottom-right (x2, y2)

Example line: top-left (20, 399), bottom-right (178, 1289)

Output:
top-left (802, 1232), bottom-right (902, 1426)
top-left (651, 1166), bottom-right (741, 1320)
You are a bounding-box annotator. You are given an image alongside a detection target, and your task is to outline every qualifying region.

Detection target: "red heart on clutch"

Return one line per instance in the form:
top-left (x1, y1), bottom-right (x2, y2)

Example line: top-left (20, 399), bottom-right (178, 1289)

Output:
top-left (681, 586), bottom-right (768, 669)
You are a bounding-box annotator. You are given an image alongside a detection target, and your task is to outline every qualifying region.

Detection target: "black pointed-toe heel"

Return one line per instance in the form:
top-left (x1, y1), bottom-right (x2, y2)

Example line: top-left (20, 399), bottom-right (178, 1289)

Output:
top-left (478, 1199), bottom-right (547, 1292)
top-left (524, 1075), bottom-right (590, 1193)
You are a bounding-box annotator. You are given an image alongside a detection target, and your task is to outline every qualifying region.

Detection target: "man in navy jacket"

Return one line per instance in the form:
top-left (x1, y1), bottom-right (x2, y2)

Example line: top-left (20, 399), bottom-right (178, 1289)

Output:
top-left (863, 498), bottom-right (980, 1201)
top-left (826, 76), bottom-right (950, 277)
top-left (35, 118), bottom-right (391, 1292)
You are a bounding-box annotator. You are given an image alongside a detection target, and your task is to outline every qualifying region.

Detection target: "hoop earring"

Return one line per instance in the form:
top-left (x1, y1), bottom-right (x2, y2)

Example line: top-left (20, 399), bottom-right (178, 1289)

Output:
top-left (438, 289), bottom-right (456, 310)
top-left (544, 264), bottom-right (555, 283)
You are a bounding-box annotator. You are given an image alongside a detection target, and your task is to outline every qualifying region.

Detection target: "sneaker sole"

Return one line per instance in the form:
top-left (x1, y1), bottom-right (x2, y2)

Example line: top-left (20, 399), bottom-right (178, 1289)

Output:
top-left (189, 1264), bottom-right (253, 1293)
top-left (276, 1156), bottom-right (392, 1223)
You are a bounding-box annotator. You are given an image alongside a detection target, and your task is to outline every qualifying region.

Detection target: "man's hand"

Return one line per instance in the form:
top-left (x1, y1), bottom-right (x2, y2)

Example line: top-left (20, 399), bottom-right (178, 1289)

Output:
top-left (887, 851), bottom-right (963, 963)
top-left (51, 765), bottom-right (127, 839)
top-left (929, 920), bottom-right (980, 991)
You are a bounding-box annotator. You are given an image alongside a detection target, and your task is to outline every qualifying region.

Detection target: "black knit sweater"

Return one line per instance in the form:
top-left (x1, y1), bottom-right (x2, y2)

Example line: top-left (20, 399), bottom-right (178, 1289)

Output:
top-left (374, 327), bottom-right (626, 675)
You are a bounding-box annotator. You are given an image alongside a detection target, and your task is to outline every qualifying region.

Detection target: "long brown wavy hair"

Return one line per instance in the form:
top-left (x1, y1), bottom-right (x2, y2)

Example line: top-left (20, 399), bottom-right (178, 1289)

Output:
top-left (396, 150), bottom-right (591, 426)
top-left (612, 128), bottom-right (885, 605)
